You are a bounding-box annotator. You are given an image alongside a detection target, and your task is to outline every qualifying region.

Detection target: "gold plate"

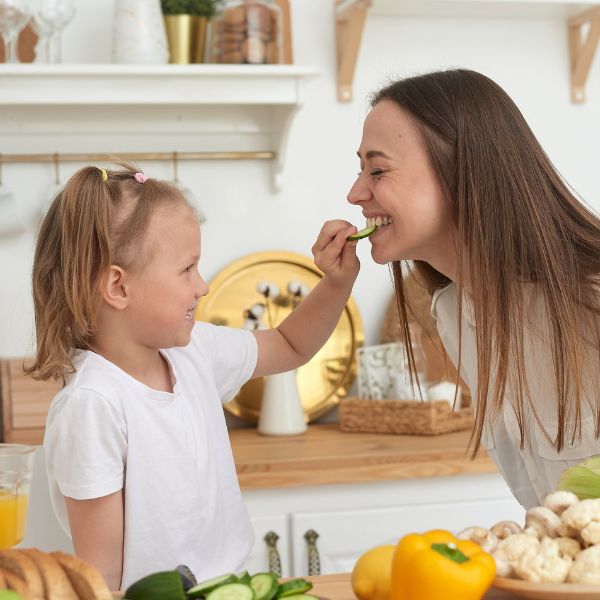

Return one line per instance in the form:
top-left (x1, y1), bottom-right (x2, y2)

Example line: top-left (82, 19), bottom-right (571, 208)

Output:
top-left (195, 251), bottom-right (364, 423)
top-left (493, 577), bottom-right (600, 600)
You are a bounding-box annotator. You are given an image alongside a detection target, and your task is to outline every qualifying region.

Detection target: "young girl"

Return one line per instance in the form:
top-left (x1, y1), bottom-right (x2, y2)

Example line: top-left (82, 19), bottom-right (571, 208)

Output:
top-left (28, 164), bottom-right (360, 590)
top-left (348, 69), bottom-right (600, 510)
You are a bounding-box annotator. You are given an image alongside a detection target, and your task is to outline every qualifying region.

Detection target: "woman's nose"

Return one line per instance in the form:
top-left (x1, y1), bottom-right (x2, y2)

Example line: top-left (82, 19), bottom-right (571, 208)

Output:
top-left (347, 175), bottom-right (371, 205)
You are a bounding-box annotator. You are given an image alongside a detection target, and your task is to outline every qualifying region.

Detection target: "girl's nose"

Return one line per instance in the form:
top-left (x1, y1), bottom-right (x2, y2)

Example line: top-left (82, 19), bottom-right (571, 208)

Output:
top-left (347, 174), bottom-right (371, 205)
top-left (195, 274), bottom-right (209, 299)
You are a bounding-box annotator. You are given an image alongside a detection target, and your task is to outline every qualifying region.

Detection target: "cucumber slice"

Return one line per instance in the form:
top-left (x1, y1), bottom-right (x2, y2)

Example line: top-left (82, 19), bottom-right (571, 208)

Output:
top-left (187, 574), bottom-right (238, 599)
top-left (283, 596), bottom-right (319, 600)
top-left (347, 225), bottom-right (377, 241)
top-left (206, 583), bottom-right (255, 600)
top-left (276, 579), bottom-right (313, 598)
top-left (125, 570), bottom-right (186, 600)
top-left (250, 573), bottom-right (278, 600)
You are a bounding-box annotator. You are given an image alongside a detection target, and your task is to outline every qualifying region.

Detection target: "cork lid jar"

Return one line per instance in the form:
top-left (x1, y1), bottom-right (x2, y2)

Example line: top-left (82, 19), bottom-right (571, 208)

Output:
top-left (210, 0), bottom-right (283, 64)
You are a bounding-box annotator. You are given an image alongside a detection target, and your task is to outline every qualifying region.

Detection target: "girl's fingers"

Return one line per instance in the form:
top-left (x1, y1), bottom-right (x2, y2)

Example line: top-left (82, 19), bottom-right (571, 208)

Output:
top-left (312, 220), bottom-right (354, 254)
top-left (316, 227), bottom-right (356, 266)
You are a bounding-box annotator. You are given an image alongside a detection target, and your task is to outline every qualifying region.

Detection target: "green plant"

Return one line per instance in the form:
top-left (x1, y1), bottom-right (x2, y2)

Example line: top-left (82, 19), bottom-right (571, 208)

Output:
top-left (161, 0), bottom-right (219, 17)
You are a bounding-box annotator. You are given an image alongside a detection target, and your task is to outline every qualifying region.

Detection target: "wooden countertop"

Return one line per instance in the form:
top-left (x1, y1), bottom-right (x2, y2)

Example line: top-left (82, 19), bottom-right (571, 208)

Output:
top-left (231, 423), bottom-right (496, 490)
top-left (308, 572), bottom-right (519, 600)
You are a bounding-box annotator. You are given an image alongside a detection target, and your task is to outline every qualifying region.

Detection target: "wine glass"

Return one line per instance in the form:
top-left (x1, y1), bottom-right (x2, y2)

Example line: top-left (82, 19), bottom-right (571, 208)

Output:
top-left (34, 0), bottom-right (74, 64)
top-left (0, 444), bottom-right (35, 549)
top-left (0, 0), bottom-right (33, 63)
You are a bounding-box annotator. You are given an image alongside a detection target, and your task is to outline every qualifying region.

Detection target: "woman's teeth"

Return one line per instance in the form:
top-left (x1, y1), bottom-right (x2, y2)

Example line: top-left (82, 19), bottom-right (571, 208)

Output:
top-left (366, 216), bottom-right (393, 228)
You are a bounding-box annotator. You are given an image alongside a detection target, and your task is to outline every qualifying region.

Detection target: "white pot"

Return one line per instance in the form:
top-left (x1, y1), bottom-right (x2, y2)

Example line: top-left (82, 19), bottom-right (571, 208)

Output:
top-left (111, 0), bottom-right (168, 64)
top-left (258, 370), bottom-right (307, 436)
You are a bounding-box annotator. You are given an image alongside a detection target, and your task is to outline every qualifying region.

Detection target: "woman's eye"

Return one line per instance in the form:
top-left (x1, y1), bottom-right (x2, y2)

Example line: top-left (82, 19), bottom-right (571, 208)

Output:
top-left (371, 169), bottom-right (384, 177)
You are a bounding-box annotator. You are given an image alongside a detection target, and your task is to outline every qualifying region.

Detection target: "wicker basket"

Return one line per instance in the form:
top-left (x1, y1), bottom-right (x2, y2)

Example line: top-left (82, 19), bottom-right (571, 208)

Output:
top-left (338, 396), bottom-right (475, 436)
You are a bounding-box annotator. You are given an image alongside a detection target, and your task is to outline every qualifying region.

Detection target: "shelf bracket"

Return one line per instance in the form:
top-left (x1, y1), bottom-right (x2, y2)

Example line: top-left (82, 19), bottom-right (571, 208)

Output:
top-left (335, 0), bottom-right (372, 102)
top-left (568, 6), bottom-right (600, 103)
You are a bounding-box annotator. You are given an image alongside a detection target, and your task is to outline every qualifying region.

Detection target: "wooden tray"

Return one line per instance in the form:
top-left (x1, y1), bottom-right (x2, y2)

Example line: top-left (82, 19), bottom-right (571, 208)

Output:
top-left (493, 577), bottom-right (600, 600)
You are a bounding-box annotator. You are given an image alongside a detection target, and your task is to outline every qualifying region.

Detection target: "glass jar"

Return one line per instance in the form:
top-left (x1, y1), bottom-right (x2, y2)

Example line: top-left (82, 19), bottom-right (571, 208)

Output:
top-left (210, 0), bottom-right (283, 65)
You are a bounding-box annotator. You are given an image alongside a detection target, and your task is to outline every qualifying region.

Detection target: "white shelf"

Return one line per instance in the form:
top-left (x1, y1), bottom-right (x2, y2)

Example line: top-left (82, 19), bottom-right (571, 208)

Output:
top-left (365, 0), bottom-right (599, 19)
top-left (335, 0), bottom-right (600, 102)
top-left (0, 64), bottom-right (319, 191)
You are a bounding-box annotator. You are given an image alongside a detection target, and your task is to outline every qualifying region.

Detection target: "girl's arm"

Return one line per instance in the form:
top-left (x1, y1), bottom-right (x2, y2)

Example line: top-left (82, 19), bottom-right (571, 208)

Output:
top-left (252, 220), bottom-right (359, 378)
top-left (64, 491), bottom-right (124, 591)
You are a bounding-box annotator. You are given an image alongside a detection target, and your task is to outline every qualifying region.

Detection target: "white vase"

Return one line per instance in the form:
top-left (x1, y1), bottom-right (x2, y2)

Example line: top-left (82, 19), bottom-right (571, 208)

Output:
top-left (111, 0), bottom-right (169, 64)
top-left (258, 370), bottom-right (307, 436)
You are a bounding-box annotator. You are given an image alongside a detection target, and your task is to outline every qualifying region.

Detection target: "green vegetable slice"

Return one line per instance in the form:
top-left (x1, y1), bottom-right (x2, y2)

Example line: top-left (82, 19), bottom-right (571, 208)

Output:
top-left (125, 570), bottom-right (185, 600)
top-left (276, 579), bottom-right (313, 598)
top-left (347, 225), bottom-right (377, 241)
top-left (206, 583), bottom-right (255, 600)
top-left (250, 573), bottom-right (279, 600)
top-left (235, 571), bottom-right (252, 585)
top-left (187, 574), bottom-right (238, 599)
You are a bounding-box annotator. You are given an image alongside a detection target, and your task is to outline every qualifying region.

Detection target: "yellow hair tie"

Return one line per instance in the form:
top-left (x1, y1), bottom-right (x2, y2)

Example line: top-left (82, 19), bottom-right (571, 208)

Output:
top-left (98, 168), bottom-right (108, 182)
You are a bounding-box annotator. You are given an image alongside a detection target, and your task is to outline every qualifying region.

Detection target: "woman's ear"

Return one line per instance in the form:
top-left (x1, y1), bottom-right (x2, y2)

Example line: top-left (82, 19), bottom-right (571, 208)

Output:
top-left (101, 265), bottom-right (129, 310)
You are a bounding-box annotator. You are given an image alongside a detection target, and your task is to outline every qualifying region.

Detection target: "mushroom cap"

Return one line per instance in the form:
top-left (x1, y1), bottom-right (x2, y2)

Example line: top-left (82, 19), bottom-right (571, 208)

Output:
top-left (456, 527), bottom-right (499, 553)
top-left (525, 506), bottom-right (562, 538)
top-left (491, 521), bottom-right (523, 541)
top-left (543, 491), bottom-right (580, 516)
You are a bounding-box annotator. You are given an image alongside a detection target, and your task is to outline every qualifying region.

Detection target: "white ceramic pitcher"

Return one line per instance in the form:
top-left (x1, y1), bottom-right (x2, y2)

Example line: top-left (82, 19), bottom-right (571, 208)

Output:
top-left (258, 370), bottom-right (307, 436)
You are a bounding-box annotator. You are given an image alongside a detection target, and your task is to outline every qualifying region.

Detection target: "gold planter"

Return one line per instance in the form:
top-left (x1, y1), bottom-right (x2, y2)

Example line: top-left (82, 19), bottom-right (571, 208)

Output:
top-left (164, 15), bottom-right (209, 64)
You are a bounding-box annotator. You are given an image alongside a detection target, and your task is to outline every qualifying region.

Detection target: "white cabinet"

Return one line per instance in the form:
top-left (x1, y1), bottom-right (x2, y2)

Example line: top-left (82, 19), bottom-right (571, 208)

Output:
top-left (243, 472), bottom-right (526, 577)
top-left (247, 515), bottom-right (291, 577)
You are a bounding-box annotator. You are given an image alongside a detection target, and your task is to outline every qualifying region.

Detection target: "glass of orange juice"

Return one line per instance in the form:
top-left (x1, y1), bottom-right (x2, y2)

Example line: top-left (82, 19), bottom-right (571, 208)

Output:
top-left (0, 444), bottom-right (35, 549)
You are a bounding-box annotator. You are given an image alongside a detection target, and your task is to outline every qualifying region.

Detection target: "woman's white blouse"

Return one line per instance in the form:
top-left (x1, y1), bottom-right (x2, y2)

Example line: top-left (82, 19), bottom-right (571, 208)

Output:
top-left (431, 283), bottom-right (600, 509)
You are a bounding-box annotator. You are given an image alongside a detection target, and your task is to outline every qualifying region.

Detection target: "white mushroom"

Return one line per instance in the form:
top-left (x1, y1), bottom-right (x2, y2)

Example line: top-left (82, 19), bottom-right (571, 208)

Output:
top-left (568, 544), bottom-right (600, 584)
top-left (514, 537), bottom-right (572, 583)
top-left (543, 490), bottom-right (580, 516)
top-left (525, 506), bottom-right (562, 539)
top-left (491, 521), bottom-right (523, 541)
top-left (456, 527), bottom-right (499, 553)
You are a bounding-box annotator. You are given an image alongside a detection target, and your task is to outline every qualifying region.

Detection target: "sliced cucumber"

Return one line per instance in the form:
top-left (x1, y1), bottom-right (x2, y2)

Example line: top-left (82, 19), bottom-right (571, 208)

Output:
top-left (347, 225), bottom-right (377, 241)
top-left (283, 596), bottom-right (319, 600)
top-left (276, 579), bottom-right (313, 598)
top-left (187, 574), bottom-right (238, 599)
top-left (206, 583), bottom-right (255, 600)
top-left (125, 570), bottom-right (186, 600)
top-left (250, 573), bottom-right (278, 600)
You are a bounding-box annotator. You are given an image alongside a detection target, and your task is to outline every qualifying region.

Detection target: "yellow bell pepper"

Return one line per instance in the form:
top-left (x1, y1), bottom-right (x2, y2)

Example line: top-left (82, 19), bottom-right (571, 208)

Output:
top-left (390, 529), bottom-right (496, 600)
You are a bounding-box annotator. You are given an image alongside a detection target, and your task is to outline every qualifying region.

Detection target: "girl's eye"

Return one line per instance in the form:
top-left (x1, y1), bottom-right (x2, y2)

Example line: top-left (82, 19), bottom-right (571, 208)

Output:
top-left (184, 264), bottom-right (194, 273)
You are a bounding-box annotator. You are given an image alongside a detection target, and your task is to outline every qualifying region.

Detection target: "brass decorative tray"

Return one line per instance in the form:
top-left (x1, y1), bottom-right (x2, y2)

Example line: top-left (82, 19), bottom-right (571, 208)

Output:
top-left (195, 251), bottom-right (364, 423)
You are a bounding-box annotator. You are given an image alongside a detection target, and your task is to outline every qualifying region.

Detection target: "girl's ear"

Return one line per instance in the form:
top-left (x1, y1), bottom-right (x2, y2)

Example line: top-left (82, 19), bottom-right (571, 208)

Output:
top-left (102, 265), bottom-right (129, 310)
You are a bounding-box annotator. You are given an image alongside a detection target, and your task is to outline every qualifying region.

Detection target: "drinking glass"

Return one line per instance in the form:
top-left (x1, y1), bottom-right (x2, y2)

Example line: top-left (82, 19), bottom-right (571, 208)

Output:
top-left (0, 444), bottom-right (35, 549)
top-left (34, 0), bottom-right (74, 63)
top-left (0, 0), bottom-right (33, 63)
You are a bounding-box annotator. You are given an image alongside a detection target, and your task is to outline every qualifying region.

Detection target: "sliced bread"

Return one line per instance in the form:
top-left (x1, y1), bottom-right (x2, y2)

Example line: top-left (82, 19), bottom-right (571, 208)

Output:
top-left (51, 552), bottom-right (112, 600)
top-left (23, 548), bottom-right (78, 600)
top-left (0, 549), bottom-right (43, 599)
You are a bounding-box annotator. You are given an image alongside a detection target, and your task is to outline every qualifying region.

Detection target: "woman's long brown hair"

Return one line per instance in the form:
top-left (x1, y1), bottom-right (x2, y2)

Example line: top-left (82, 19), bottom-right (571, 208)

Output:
top-left (373, 69), bottom-right (600, 455)
top-left (26, 163), bottom-right (190, 382)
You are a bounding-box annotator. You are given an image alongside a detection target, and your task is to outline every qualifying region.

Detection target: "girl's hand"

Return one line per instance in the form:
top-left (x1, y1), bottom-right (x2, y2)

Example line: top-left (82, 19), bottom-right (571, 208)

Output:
top-left (312, 220), bottom-right (360, 288)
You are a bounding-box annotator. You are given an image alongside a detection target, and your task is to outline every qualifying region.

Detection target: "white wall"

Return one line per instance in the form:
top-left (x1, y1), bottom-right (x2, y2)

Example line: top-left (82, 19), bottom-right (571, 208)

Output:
top-left (1, 1), bottom-right (599, 390)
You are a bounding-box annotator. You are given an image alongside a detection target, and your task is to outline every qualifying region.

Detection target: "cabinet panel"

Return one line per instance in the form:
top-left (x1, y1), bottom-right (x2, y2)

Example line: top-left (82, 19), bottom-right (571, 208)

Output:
top-left (290, 498), bottom-right (525, 575)
top-left (247, 515), bottom-right (292, 577)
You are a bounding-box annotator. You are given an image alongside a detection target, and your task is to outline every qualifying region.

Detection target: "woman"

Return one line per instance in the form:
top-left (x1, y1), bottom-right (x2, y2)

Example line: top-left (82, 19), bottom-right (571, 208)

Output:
top-left (348, 69), bottom-right (600, 508)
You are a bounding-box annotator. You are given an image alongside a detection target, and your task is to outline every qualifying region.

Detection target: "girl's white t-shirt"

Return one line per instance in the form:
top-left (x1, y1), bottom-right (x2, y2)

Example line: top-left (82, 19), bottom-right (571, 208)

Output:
top-left (44, 322), bottom-right (258, 589)
top-left (432, 283), bottom-right (600, 509)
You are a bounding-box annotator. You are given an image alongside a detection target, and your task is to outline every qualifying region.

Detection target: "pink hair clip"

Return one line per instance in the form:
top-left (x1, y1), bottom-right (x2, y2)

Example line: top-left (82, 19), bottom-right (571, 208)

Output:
top-left (134, 172), bottom-right (148, 184)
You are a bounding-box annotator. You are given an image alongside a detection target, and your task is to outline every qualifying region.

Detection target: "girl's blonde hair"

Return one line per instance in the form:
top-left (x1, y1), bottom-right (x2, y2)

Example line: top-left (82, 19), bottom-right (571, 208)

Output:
top-left (372, 69), bottom-right (600, 455)
top-left (26, 163), bottom-right (192, 381)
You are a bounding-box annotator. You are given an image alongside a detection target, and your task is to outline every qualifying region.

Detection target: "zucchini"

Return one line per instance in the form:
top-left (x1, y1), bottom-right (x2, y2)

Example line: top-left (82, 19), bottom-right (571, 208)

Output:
top-left (187, 574), bottom-right (238, 599)
top-left (250, 573), bottom-right (278, 600)
top-left (347, 225), bottom-right (377, 241)
top-left (206, 583), bottom-right (255, 600)
top-left (276, 579), bottom-right (313, 598)
top-left (125, 570), bottom-right (186, 600)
